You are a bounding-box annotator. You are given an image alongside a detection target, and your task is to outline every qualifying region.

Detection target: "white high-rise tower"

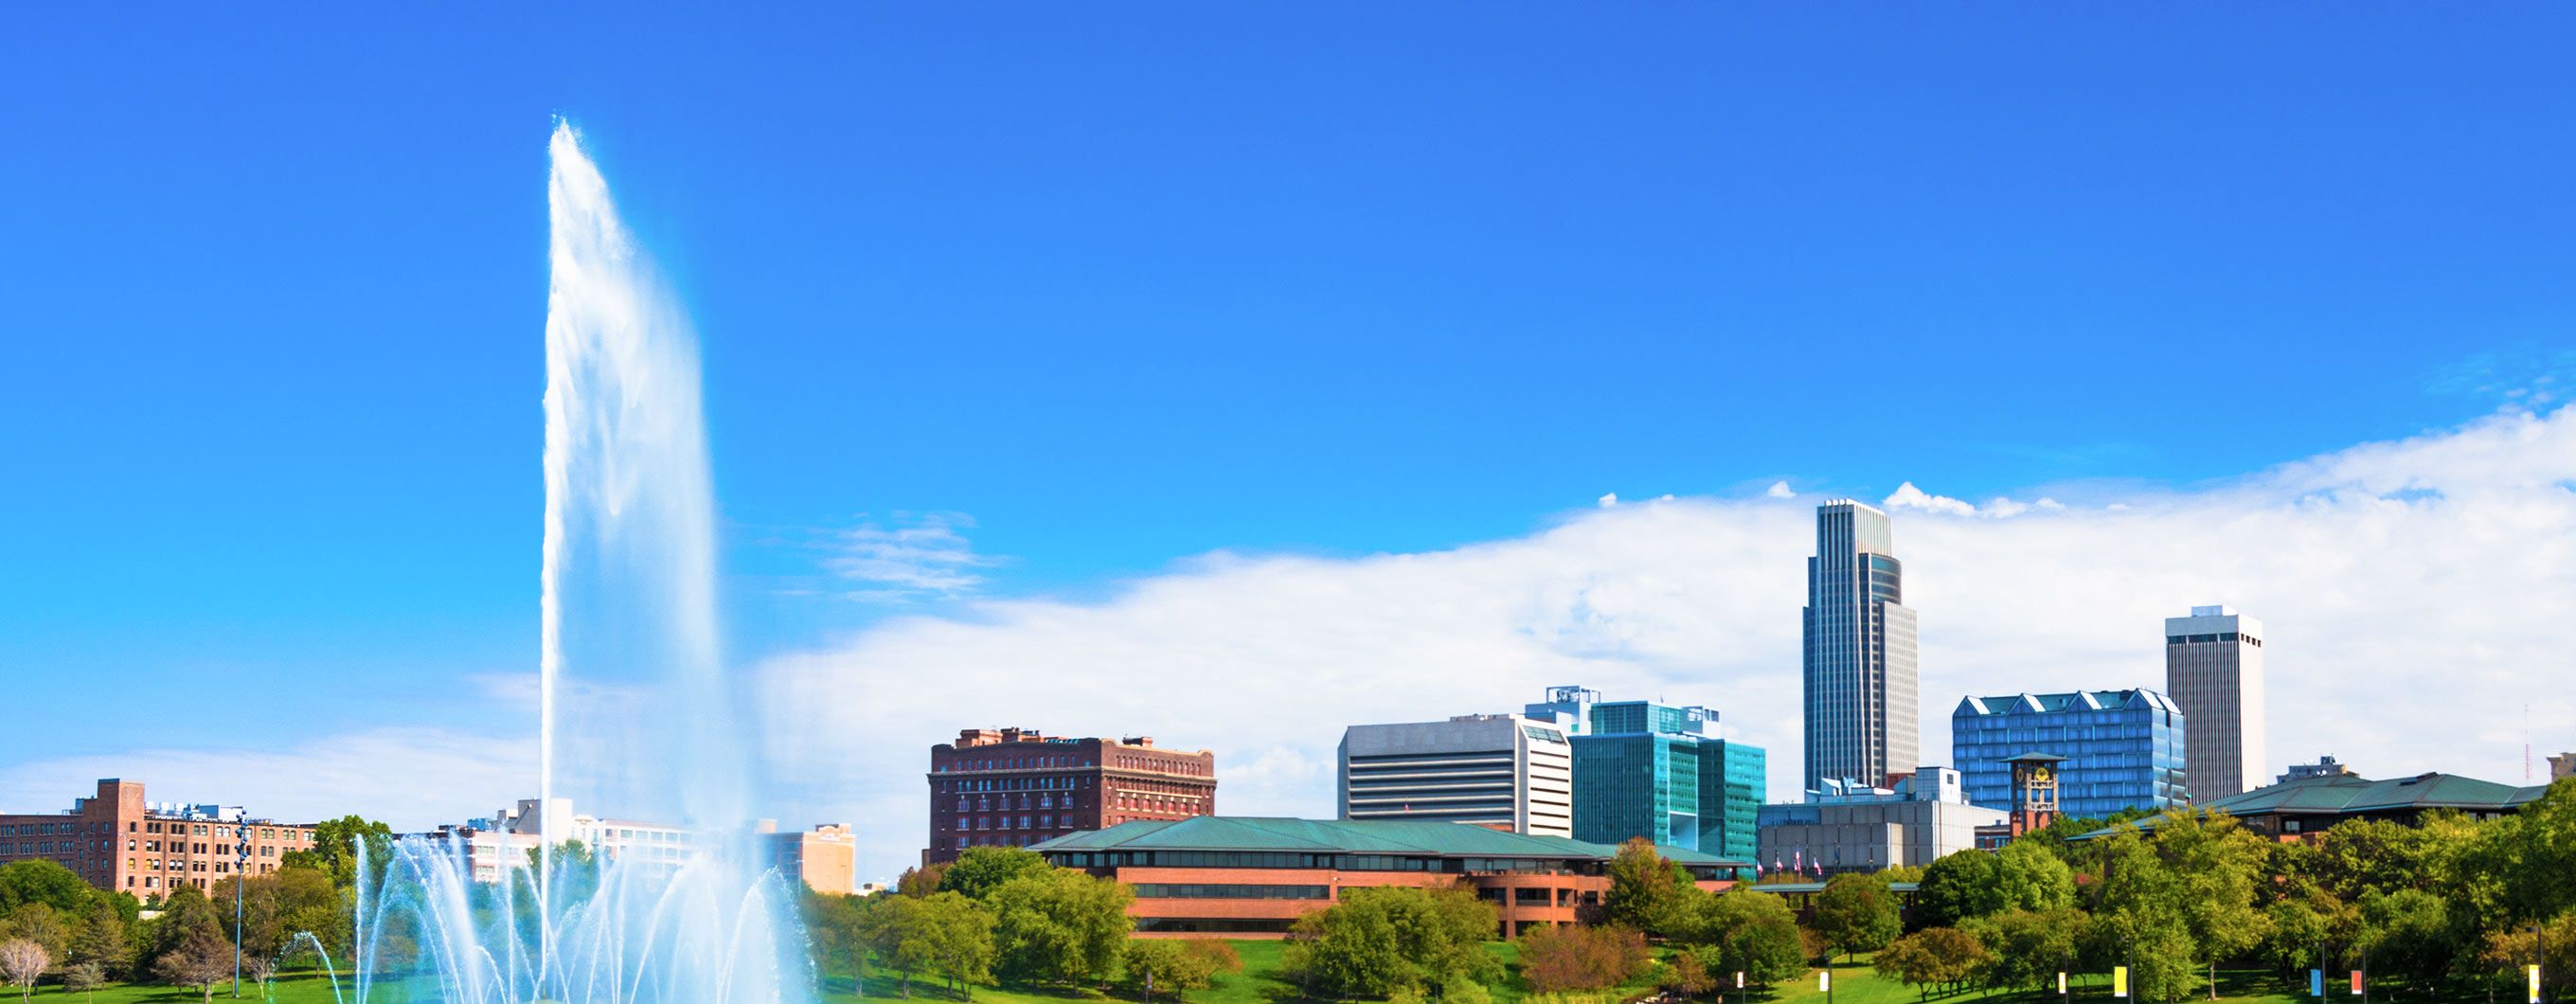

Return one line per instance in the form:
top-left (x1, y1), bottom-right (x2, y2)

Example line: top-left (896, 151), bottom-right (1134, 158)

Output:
top-left (2164, 604), bottom-right (2267, 801)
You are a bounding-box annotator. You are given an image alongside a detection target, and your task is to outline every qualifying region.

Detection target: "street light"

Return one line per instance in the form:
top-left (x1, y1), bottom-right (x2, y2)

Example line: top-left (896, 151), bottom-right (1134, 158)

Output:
top-left (232, 816), bottom-right (250, 998)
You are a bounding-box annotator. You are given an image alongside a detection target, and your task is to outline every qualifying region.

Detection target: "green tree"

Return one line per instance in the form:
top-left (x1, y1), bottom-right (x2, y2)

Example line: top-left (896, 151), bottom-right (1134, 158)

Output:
top-left (1279, 885), bottom-right (1501, 999)
top-left (2352, 887), bottom-right (2453, 993)
top-left (1680, 887), bottom-right (1808, 987)
top-left (1811, 872), bottom-right (1902, 960)
top-left (281, 815), bottom-right (397, 889)
top-left (0, 904), bottom-right (68, 960)
top-left (0, 861), bottom-right (91, 916)
top-left (986, 868), bottom-right (1134, 986)
top-left (1913, 852), bottom-right (2005, 929)
top-left (67, 899), bottom-right (130, 980)
top-left (1118, 938), bottom-right (1239, 1001)
top-left (1961, 908), bottom-right (2084, 993)
top-left (862, 890), bottom-right (995, 998)
top-left (1873, 926), bottom-right (1989, 1000)
top-left (804, 890), bottom-right (868, 981)
top-left (1604, 837), bottom-right (1701, 938)
top-left (1994, 840), bottom-right (2077, 913)
top-left (939, 848), bottom-right (1053, 902)
top-left (924, 892), bottom-right (999, 998)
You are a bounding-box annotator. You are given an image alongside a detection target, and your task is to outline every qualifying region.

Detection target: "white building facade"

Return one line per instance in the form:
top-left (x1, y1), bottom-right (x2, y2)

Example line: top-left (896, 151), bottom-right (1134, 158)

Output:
top-left (1338, 714), bottom-right (1575, 837)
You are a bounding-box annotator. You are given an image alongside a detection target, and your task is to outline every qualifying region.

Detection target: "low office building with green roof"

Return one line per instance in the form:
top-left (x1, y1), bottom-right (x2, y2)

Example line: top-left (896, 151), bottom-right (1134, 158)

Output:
top-left (1031, 816), bottom-right (1748, 938)
top-left (2073, 769), bottom-right (2551, 841)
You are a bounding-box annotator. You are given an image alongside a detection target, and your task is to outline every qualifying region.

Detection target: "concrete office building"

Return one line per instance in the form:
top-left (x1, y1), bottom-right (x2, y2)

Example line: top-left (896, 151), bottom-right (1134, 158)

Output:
top-left (1339, 714), bottom-right (1574, 837)
top-left (1952, 689), bottom-right (2190, 818)
top-left (763, 822), bottom-right (859, 895)
top-left (1525, 687), bottom-right (1765, 860)
top-left (926, 728), bottom-right (1218, 865)
top-left (1804, 500), bottom-right (1919, 792)
top-left (418, 798), bottom-right (699, 885)
top-left (0, 779), bottom-right (317, 895)
top-left (2550, 753), bottom-right (2574, 781)
top-left (2280, 755), bottom-right (2355, 784)
top-left (2166, 604), bottom-right (2267, 800)
top-left (1756, 767), bottom-right (2001, 875)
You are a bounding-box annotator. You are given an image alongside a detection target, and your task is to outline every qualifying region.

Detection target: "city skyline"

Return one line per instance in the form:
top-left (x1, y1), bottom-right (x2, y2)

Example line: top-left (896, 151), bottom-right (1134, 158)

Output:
top-left (9, 7), bottom-right (2576, 885)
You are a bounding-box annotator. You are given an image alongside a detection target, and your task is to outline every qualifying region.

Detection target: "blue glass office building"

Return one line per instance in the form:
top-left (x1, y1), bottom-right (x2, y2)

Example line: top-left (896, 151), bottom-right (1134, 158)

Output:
top-left (1951, 690), bottom-right (2188, 818)
top-left (1529, 691), bottom-right (1765, 861)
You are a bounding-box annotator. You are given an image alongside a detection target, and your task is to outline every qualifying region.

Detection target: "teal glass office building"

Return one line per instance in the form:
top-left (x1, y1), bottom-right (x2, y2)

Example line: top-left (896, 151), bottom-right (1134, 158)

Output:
top-left (1529, 691), bottom-right (1765, 861)
top-left (1951, 689), bottom-right (2189, 818)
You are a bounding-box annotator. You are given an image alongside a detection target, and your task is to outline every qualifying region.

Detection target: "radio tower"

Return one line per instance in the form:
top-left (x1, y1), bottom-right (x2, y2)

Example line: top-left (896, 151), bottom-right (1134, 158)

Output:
top-left (2526, 703), bottom-right (2533, 781)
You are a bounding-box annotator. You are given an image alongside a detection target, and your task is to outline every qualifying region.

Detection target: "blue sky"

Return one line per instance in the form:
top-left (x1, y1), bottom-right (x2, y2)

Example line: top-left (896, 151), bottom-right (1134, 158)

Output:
top-left (6, 7), bottom-right (2574, 838)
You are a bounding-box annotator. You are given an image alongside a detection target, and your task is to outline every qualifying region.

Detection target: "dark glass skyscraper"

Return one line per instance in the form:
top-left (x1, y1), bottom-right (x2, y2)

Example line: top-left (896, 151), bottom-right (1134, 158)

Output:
top-left (1802, 500), bottom-right (1918, 793)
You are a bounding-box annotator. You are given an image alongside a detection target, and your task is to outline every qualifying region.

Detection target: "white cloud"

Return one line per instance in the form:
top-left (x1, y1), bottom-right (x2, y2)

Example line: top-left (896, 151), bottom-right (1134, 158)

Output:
top-left (758, 406), bottom-right (2576, 880)
top-left (1598, 493), bottom-right (1619, 508)
top-left (1765, 481), bottom-right (1796, 499)
top-left (823, 511), bottom-right (997, 601)
top-left (0, 727), bottom-right (532, 833)
top-left (21, 408), bottom-right (2574, 885)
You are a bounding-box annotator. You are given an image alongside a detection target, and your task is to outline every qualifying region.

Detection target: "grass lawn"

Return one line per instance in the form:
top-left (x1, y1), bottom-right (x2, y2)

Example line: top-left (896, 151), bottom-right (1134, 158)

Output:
top-left (27, 953), bottom-right (2352, 1004)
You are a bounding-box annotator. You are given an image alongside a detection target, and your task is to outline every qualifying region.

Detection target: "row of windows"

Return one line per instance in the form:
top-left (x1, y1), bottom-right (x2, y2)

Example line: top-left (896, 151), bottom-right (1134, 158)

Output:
top-left (1131, 884), bottom-right (1330, 900)
top-left (938, 776), bottom-right (1094, 795)
top-left (2168, 632), bottom-right (2262, 647)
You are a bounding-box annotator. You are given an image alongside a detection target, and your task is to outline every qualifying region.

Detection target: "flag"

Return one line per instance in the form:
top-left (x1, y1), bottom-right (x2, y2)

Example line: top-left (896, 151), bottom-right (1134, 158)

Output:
top-left (2114, 966), bottom-right (2128, 998)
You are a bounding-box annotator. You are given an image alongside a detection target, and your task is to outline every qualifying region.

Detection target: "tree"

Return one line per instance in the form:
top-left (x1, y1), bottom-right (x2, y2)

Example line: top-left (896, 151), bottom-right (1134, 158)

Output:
top-left (921, 893), bottom-right (998, 998)
top-left (805, 891), bottom-right (869, 982)
top-left (859, 890), bottom-right (995, 999)
top-left (1913, 852), bottom-right (2004, 929)
top-left (0, 904), bottom-right (68, 960)
top-left (897, 864), bottom-right (950, 899)
top-left (1604, 838), bottom-right (1700, 937)
top-left (0, 939), bottom-right (46, 1003)
top-left (986, 868), bottom-right (1134, 986)
top-left (0, 862), bottom-right (90, 917)
top-left (152, 923), bottom-right (233, 1004)
top-left (1992, 840), bottom-right (2077, 914)
top-left (1681, 888), bottom-right (1808, 988)
top-left (1960, 909), bottom-right (2083, 993)
top-left (939, 849), bottom-right (1053, 902)
top-left (1873, 927), bottom-right (1989, 1000)
top-left (1118, 938), bottom-right (1239, 1001)
top-left (280, 816), bottom-right (395, 889)
top-left (1811, 873), bottom-right (1902, 960)
top-left (1279, 885), bottom-right (1502, 999)
top-left (1518, 923), bottom-right (1650, 993)
top-left (1661, 948), bottom-right (1714, 997)
top-left (62, 960), bottom-right (104, 1002)
top-left (2352, 887), bottom-right (2453, 994)
top-left (244, 955), bottom-right (277, 998)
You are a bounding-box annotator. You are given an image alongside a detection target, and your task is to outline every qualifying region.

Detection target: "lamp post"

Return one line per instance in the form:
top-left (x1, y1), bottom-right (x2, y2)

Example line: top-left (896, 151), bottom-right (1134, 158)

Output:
top-left (2534, 924), bottom-right (2546, 1004)
top-left (232, 817), bottom-right (250, 998)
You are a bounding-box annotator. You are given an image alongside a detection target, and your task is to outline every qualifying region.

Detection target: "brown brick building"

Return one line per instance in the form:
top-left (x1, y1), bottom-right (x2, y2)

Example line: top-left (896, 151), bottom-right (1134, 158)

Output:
top-left (926, 728), bottom-right (1216, 865)
top-left (0, 779), bottom-right (318, 897)
top-left (1033, 816), bottom-right (1746, 938)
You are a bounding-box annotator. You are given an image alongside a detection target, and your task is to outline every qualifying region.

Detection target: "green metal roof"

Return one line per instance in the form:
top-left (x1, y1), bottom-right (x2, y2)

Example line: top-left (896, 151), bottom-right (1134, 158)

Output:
top-left (2068, 771), bottom-right (2549, 840)
top-left (1029, 816), bottom-right (1748, 867)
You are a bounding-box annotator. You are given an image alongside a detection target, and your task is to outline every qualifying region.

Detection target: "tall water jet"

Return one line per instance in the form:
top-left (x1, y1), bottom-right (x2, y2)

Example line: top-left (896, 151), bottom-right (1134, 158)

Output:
top-left (338, 120), bottom-right (809, 1003)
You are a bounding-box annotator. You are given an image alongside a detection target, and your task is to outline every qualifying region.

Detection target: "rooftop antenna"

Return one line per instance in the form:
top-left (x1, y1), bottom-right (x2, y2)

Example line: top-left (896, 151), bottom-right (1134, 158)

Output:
top-left (2526, 703), bottom-right (2533, 781)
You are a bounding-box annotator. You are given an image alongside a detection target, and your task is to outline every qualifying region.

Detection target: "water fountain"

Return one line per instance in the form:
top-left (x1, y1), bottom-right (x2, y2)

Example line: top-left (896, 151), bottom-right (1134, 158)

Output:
top-left (313, 121), bottom-right (812, 1003)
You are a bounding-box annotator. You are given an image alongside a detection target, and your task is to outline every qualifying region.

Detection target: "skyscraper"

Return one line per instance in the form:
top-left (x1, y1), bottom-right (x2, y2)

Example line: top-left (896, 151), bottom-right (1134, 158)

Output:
top-left (1803, 500), bottom-right (1919, 793)
top-left (1951, 689), bottom-right (2191, 817)
top-left (2165, 604), bottom-right (2267, 801)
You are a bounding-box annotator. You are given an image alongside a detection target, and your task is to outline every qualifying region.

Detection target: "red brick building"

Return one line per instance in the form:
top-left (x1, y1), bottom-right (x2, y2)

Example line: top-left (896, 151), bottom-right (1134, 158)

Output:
top-left (926, 728), bottom-right (1216, 865)
top-left (0, 779), bottom-right (318, 897)
top-left (1034, 816), bottom-right (1745, 938)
